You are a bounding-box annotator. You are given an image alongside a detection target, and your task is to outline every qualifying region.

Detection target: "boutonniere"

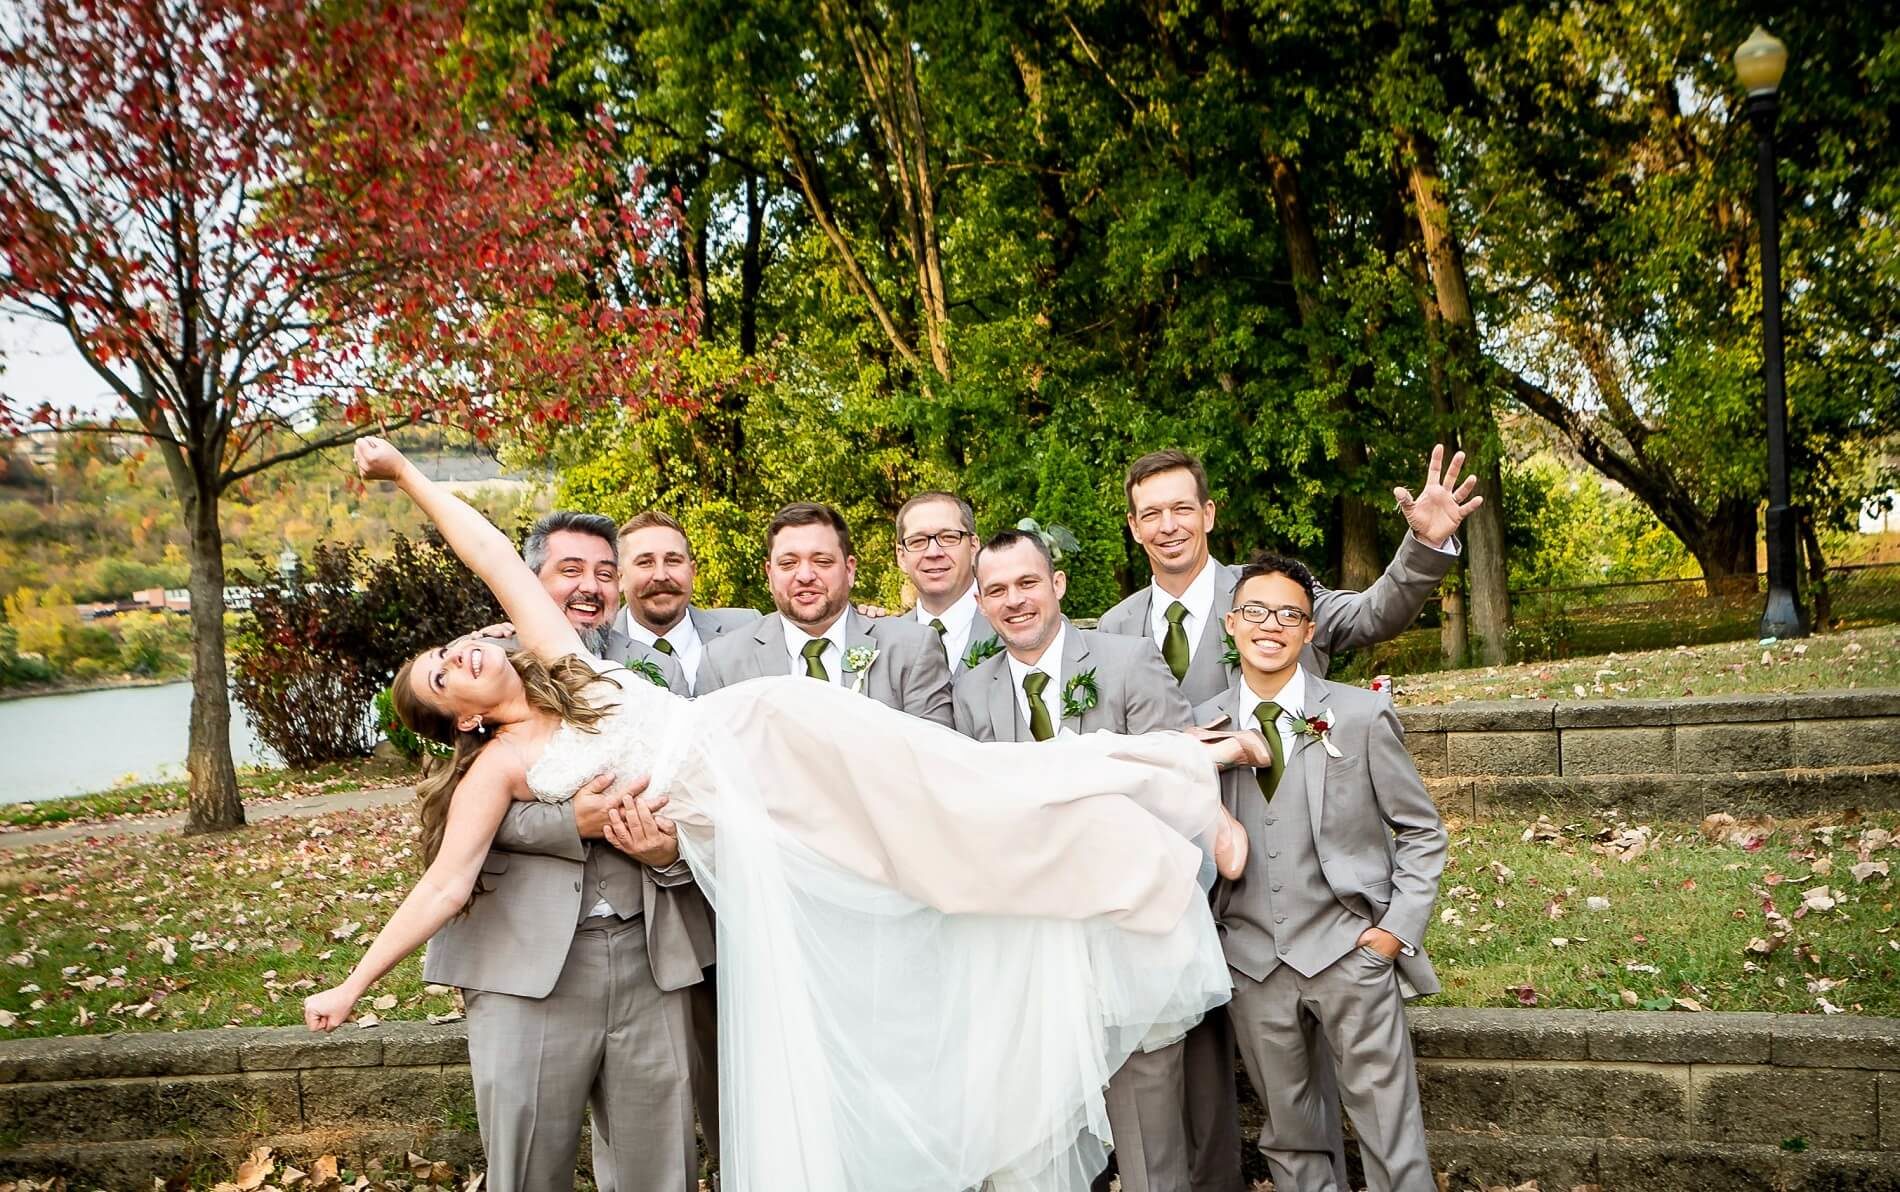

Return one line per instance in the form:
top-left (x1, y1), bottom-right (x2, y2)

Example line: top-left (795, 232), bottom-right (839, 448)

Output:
top-left (1061, 668), bottom-right (1099, 720)
top-left (1290, 707), bottom-right (1343, 757)
top-left (963, 635), bottom-right (1003, 669)
top-left (626, 658), bottom-right (671, 689)
top-left (843, 644), bottom-right (880, 693)
top-left (1220, 632), bottom-right (1239, 668)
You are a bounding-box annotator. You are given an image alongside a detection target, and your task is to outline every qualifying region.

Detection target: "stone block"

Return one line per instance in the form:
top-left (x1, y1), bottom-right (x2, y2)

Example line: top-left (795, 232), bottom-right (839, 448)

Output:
top-left (1886, 1073), bottom-right (1900, 1150)
top-left (1553, 698), bottom-right (1678, 728)
top-left (1407, 1007), bottom-right (1594, 1061)
top-left (1433, 703), bottom-right (1556, 732)
top-left (1424, 1129), bottom-right (1599, 1190)
top-left (1414, 1060), bottom-right (1509, 1131)
top-left (1504, 1062), bottom-right (1688, 1139)
top-left (1559, 725), bottom-right (1675, 776)
top-left (1424, 778), bottom-right (1478, 821)
top-left (1587, 1011), bottom-right (1774, 1065)
top-left (1785, 690), bottom-right (1900, 720)
top-left (1780, 1149), bottom-right (1900, 1192)
top-left (1447, 731), bottom-right (1559, 777)
top-left (299, 1063), bottom-right (474, 1129)
top-left (1596, 1139), bottom-right (1783, 1192)
top-left (0, 1077), bottom-right (158, 1143)
top-left (1669, 694), bottom-right (1789, 725)
top-left (1675, 723), bottom-right (1795, 773)
top-left (1769, 1015), bottom-right (1900, 1070)
top-left (0, 1031), bottom-right (240, 1083)
top-left (240, 1026), bottom-right (382, 1071)
top-left (154, 1072), bottom-right (302, 1137)
top-left (1404, 729), bottom-right (1450, 779)
top-left (377, 1022), bottom-right (470, 1067)
top-left (1794, 719), bottom-right (1900, 768)
top-left (1693, 1068), bottom-right (1879, 1150)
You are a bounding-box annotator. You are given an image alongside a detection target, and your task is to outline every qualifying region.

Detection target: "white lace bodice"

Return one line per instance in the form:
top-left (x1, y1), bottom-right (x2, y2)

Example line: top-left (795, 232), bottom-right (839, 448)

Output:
top-left (523, 660), bottom-right (689, 804)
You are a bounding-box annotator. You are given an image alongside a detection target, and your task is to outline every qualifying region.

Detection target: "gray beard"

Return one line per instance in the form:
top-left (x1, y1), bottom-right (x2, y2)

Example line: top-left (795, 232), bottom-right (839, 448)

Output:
top-left (575, 624), bottom-right (610, 658)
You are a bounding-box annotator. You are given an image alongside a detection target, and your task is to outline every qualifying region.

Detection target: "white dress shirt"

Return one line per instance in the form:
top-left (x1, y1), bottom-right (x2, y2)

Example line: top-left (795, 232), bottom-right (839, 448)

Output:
top-left (783, 614), bottom-right (852, 685)
top-left (1004, 623), bottom-right (1067, 737)
top-left (622, 606), bottom-right (705, 692)
top-left (1146, 557), bottom-right (1220, 662)
top-left (914, 582), bottom-right (981, 668)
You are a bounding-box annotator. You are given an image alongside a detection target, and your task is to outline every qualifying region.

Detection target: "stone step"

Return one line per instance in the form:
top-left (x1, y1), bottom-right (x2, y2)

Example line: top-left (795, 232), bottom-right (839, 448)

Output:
top-left (1427, 762), bottom-right (1900, 820)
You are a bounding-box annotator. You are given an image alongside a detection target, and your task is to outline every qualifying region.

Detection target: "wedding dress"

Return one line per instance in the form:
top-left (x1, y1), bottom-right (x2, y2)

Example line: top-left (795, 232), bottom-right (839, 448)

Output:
top-left (523, 655), bottom-right (1233, 1192)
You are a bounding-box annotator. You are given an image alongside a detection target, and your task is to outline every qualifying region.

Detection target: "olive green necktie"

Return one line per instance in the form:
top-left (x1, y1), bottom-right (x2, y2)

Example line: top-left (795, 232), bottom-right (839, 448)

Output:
top-left (1253, 700), bottom-right (1286, 800)
top-left (1162, 601), bottom-right (1191, 682)
top-left (652, 637), bottom-right (675, 656)
top-left (1022, 671), bottom-right (1055, 742)
top-left (801, 638), bottom-right (829, 682)
top-left (929, 617), bottom-right (949, 661)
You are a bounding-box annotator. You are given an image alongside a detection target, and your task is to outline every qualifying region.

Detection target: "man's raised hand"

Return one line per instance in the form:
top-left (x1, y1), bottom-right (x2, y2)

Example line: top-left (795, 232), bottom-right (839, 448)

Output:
top-left (1393, 443), bottom-right (1483, 549)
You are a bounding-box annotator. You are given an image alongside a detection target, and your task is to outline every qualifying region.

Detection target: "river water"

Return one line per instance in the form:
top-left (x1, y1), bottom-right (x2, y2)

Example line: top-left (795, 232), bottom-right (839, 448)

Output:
top-left (0, 682), bottom-right (281, 805)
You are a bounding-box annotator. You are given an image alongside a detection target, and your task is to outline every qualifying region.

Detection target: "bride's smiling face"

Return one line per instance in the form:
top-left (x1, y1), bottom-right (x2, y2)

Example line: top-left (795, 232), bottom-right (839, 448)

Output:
top-left (407, 637), bottom-right (521, 730)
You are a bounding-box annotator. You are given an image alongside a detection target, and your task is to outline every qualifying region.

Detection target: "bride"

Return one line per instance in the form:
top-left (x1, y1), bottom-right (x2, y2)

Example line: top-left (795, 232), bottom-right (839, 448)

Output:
top-left (305, 437), bottom-right (1260, 1192)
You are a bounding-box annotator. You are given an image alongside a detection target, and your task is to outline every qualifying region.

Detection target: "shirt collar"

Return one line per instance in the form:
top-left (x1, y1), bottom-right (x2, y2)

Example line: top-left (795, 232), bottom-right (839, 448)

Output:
top-left (1005, 621), bottom-right (1067, 690)
top-left (784, 610), bottom-right (850, 669)
top-left (1242, 665), bottom-right (1307, 728)
top-left (916, 582), bottom-right (979, 635)
top-left (1153, 555), bottom-right (1220, 626)
top-left (623, 606), bottom-right (701, 652)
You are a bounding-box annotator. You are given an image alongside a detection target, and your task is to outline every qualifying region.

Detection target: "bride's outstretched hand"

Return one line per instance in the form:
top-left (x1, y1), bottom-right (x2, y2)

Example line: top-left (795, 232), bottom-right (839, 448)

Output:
top-left (303, 985), bottom-right (357, 1033)
top-left (354, 436), bottom-right (409, 482)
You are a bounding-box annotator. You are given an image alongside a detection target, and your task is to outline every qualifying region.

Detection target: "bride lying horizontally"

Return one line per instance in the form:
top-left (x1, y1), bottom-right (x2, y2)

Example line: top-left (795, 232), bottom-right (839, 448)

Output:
top-left (306, 436), bottom-right (1262, 1192)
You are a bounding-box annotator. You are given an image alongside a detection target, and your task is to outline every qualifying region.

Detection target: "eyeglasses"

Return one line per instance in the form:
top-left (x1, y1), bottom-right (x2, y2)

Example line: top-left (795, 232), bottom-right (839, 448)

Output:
top-left (899, 530), bottom-right (971, 553)
top-left (1233, 602), bottom-right (1312, 627)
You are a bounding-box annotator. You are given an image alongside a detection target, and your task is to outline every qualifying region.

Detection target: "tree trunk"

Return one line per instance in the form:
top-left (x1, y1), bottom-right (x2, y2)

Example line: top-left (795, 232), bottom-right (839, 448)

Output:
top-left (183, 479), bottom-right (243, 833)
top-left (740, 171), bottom-right (764, 357)
top-left (1687, 497), bottom-right (1760, 594)
top-left (1439, 582), bottom-right (1469, 667)
top-left (1401, 128), bottom-right (1513, 664)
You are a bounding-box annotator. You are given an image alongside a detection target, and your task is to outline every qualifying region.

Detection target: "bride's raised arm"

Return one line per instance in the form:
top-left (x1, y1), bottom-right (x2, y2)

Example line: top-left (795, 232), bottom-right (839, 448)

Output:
top-left (354, 436), bottom-right (583, 661)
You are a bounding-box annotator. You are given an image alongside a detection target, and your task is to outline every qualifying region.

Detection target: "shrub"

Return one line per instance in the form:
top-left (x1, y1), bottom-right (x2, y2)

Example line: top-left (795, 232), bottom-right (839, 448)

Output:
top-left (117, 611), bottom-right (190, 677)
top-left (374, 685), bottom-right (446, 762)
top-left (0, 624), bottom-right (55, 686)
top-left (353, 529), bottom-right (504, 685)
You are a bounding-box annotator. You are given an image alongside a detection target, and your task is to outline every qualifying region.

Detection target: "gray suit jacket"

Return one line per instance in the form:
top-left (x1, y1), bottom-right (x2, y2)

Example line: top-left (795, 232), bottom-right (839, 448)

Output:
top-left (424, 797), bottom-right (715, 998)
top-left (1097, 534), bottom-right (1455, 705)
top-left (1193, 673), bottom-right (1447, 996)
top-left (959, 611), bottom-right (1001, 670)
top-left (615, 605), bottom-right (763, 696)
top-left (953, 622), bottom-right (1191, 740)
top-left (698, 608), bottom-right (956, 727)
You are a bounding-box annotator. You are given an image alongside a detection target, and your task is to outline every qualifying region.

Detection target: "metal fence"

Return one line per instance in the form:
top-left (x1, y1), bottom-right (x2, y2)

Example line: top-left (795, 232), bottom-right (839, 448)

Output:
top-left (1332, 561), bottom-right (1900, 680)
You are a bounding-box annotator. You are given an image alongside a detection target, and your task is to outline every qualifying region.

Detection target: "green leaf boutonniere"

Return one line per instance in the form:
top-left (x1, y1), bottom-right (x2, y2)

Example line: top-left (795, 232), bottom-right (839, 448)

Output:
top-left (1061, 668), bottom-right (1099, 721)
top-left (844, 644), bottom-right (880, 693)
top-left (1221, 632), bottom-right (1239, 668)
top-left (963, 635), bottom-right (1004, 669)
top-left (626, 658), bottom-right (671, 689)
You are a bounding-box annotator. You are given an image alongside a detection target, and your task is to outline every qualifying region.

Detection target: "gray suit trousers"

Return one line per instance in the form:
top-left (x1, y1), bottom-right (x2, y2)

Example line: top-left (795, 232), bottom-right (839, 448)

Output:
top-left (465, 917), bottom-right (695, 1192)
top-left (1228, 951), bottom-right (1433, 1192)
top-left (1105, 1039), bottom-right (1190, 1192)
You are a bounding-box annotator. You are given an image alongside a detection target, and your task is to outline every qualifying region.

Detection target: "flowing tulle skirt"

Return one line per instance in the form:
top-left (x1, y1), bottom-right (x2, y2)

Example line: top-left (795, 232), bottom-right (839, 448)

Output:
top-left (645, 677), bottom-right (1233, 1192)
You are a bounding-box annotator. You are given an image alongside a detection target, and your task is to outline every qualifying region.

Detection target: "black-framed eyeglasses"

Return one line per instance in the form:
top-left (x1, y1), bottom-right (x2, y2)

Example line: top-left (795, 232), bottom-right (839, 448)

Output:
top-left (1234, 602), bottom-right (1312, 627)
top-left (899, 530), bottom-right (971, 552)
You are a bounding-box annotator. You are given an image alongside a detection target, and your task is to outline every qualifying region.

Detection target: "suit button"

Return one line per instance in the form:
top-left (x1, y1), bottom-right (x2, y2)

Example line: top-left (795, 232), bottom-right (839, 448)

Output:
top-left (1277, 944), bottom-right (1288, 953)
top-left (1271, 883), bottom-right (1283, 892)
top-left (573, 882), bottom-right (581, 892)
top-left (1263, 816), bottom-right (1276, 826)
top-left (1267, 850), bottom-right (1280, 859)
top-left (1274, 914), bottom-right (1286, 924)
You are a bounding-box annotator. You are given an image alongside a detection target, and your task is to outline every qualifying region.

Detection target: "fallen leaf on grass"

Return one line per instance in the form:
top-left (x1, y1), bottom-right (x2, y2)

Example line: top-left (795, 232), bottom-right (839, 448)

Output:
top-left (1508, 983), bottom-right (1538, 1006)
top-left (1801, 886), bottom-right (1838, 913)
top-left (234, 1146), bottom-right (274, 1190)
top-left (309, 1155), bottom-right (340, 1190)
top-left (1851, 861), bottom-right (1891, 883)
top-left (1586, 896), bottom-right (1612, 911)
top-left (371, 994), bottom-right (398, 1011)
top-left (330, 920), bottom-right (361, 941)
top-left (1673, 997), bottom-right (1707, 1012)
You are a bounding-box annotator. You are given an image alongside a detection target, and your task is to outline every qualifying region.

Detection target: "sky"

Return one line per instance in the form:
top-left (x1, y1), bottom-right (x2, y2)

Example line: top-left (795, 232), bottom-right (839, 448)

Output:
top-left (0, 313), bottom-right (125, 420)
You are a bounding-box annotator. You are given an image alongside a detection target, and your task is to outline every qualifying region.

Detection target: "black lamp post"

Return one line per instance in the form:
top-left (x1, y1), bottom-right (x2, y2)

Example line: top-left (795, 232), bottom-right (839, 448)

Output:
top-left (1735, 26), bottom-right (1808, 639)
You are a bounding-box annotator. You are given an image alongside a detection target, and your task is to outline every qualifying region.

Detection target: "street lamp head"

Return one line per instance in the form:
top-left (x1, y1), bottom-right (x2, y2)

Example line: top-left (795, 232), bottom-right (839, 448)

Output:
top-left (1734, 26), bottom-right (1788, 96)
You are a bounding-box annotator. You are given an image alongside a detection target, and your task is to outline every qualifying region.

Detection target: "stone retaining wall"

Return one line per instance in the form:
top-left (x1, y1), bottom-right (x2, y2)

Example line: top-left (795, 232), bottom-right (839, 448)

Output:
top-left (1396, 689), bottom-right (1900, 818)
top-left (5, 1011), bottom-right (1900, 1189)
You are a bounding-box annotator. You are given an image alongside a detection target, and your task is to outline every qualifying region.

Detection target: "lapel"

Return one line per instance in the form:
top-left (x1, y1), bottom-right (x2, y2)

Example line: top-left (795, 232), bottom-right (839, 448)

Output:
top-left (843, 608), bottom-right (876, 691)
top-left (1299, 670), bottom-right (1329, 837)
top-left (985, 655), bottom-right (1028, 742)
top-left (689, 607), bottom-right (721, 641)
top-left (1182, 561), bottom-right (1238, 698)
top-left (1058, 621), bottom-right (1091, 734)
top-left (1131, 586), bottom-right (1157, 640)
top-left (750, 614), bottom-right (790, 681)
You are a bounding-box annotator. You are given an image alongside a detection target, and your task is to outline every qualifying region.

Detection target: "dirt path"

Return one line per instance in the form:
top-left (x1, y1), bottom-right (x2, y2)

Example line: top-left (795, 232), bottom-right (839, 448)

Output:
top-left (0, 785), bottom-right (416, 851)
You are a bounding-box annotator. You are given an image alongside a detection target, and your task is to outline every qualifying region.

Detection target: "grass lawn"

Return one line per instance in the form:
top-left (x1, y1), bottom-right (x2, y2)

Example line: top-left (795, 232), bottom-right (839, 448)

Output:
top-left (1390, 622), bottom-right (1900, 705)
top-left (0, 755), bottom-right (414, 832)
top-left (2, 801), bottom-right (1897, 1039)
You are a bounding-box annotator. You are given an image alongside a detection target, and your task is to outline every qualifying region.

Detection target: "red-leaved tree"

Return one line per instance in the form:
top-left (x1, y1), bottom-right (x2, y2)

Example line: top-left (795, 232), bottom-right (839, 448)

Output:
top-left (0, 0), bottom-right (696, 831)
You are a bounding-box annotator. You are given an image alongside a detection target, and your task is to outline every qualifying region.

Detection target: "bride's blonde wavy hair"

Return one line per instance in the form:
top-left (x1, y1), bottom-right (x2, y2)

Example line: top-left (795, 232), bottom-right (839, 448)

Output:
top-left (391, 645), bottom-right (621, 874)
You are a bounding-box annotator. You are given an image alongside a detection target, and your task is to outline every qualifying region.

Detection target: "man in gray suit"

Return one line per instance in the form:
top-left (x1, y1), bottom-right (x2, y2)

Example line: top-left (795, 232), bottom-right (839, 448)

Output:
top-left (892, 490), bottom-right (999, 669)
top-left (432, 509), bottom-right (713, 1192)
top-left (613, 510), bottom-right (762, 697)
top-left (1194, 555), bottom-right (1444, 1192)
top-left (698, 502), bottom-right (955, 727)
top-left (609, 508), bottom-right (758, 1172)
top-left (1097, 447), bottom-right (1474, 1192)
top-left (952, 528), bottom-right (1197, 1192)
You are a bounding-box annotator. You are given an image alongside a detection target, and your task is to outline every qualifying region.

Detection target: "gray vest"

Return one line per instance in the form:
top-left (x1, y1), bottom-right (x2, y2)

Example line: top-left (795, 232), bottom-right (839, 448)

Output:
top-left (1220, 749), bottom-right (1365, 981)
top-left (578, 844), bottom-right (644, 925)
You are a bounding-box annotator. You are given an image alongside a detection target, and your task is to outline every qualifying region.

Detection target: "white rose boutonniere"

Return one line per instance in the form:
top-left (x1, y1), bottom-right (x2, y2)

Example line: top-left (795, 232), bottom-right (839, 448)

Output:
top-left (843, 645), bottom-right (880, 693)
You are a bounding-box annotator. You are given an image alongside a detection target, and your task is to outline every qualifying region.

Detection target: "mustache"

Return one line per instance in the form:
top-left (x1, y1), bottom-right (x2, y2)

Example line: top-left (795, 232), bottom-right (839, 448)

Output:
top-left (636, 580), bottom-right (686, 596)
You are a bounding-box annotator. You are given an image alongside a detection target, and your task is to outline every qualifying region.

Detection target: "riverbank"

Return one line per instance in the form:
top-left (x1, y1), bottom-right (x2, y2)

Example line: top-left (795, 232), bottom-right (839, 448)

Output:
top-left (0, 672), bottom-right (180, 702)
top-left (0, 755), bottom-right (414, 831)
